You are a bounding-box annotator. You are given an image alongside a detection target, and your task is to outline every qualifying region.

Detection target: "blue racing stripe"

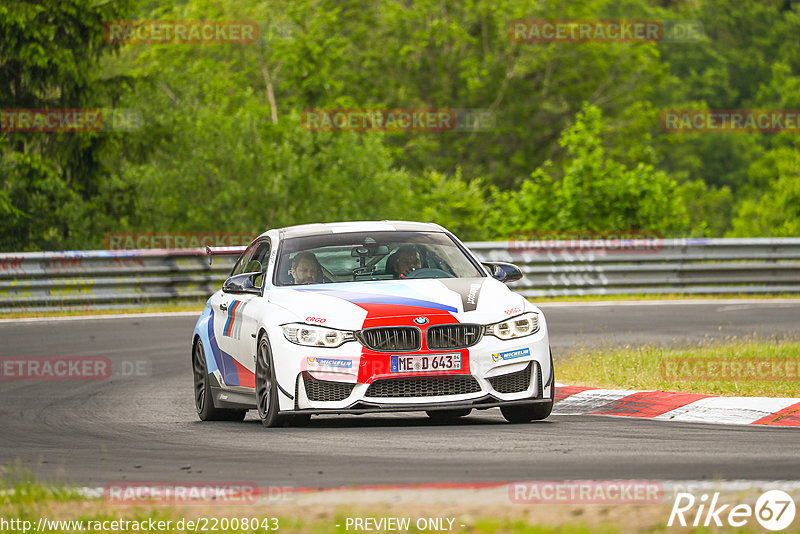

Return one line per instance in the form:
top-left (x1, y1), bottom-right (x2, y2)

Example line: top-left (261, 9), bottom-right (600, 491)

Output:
top-left (295, 288), bottom-right (458, 312)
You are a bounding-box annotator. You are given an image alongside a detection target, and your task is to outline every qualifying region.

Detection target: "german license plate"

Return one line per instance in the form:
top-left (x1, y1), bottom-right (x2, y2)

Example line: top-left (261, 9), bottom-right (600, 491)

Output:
top-left (390, 353), bottom-right (461, 373)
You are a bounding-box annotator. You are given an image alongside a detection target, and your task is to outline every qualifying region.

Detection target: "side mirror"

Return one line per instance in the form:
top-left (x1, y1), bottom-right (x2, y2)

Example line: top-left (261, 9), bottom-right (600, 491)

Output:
top-left (223, 272), bottom-right (263, 295)
top-left (482, 262), bottom-right (522, 283)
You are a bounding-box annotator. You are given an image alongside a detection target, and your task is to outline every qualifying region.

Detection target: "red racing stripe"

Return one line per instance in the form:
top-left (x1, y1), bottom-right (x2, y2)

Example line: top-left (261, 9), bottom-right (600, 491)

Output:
top-left (751, 401), bottom-right (800, 427)
top-left (224, 300), bottom-right (241, 337)
top-left (354, 303), bottom-right (468, 384)
top-left (588, 391), bottom-right (712, 418)
top-left (232, 358), bottom-right (255, 388)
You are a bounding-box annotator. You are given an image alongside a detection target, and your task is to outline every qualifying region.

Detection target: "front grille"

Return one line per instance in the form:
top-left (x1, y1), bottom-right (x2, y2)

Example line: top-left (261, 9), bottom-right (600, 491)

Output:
top-left (426, 324), bottom-right (482, 349)
top-left (365, 375), bottom-right (481, 398)
top-left (358, 327), bottom-right (421, 352)
top-left (488, 362), bottom-right (535, 394)
top-left (303, 373), bottom-right (355, 402)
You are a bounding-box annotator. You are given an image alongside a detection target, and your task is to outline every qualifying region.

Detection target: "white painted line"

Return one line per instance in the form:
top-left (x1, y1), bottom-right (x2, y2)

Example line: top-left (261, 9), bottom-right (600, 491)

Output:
top-left (715, 302), bottom-right (800, 312)
top-left (0, 311), bottom-right (202, 324)
top-left (655, 396), bottom-right (800, 425)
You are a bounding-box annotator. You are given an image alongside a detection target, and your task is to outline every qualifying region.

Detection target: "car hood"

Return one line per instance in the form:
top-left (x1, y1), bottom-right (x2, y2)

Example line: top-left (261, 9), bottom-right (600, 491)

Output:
top-left (268, 278), bottom-right (529, 329)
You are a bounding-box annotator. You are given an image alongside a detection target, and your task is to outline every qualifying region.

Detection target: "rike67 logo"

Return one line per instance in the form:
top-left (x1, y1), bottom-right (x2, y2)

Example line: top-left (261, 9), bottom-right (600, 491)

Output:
top-left (669, 490), bottom-right (796, 531)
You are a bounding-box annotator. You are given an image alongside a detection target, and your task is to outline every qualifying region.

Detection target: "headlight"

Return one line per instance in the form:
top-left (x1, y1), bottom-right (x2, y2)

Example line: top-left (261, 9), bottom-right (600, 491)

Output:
top-left (281, 323), bottom-right (356, 348)
top-left (484, 312), bottom-right (539, 340)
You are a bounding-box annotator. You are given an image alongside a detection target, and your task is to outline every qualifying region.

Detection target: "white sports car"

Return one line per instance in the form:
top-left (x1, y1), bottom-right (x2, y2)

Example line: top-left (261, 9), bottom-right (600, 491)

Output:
top-left (191, 221), bottom-right (554, 426)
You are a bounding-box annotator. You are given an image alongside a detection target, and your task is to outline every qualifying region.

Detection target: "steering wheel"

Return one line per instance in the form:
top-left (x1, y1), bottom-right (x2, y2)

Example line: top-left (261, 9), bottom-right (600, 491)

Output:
top-left (401, 268), bottom-right (453, 279)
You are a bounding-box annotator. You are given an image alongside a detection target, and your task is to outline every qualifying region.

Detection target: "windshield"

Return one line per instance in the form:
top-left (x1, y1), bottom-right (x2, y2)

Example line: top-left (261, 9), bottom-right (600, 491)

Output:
top-left (274, 231), bottom-right (484, 286)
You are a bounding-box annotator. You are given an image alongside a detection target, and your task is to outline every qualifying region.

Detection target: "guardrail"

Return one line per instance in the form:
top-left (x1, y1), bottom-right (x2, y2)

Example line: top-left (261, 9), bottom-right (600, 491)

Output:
top-left (1, 238), bottom-right (799, 311)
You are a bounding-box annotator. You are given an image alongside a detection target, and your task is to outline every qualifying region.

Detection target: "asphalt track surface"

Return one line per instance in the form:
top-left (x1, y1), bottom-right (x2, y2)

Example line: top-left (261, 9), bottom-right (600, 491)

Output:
top-left (1, 300), bottom-right (799, 487)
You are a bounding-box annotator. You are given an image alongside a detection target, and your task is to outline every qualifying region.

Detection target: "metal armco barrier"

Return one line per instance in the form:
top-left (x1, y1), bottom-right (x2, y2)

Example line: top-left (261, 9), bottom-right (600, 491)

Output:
top-left (0, 249), bottom-right (237, 312)
top-left (472, 237), bottom-right (800, 297)
top-left (1, 238), bottom-right (800, 311)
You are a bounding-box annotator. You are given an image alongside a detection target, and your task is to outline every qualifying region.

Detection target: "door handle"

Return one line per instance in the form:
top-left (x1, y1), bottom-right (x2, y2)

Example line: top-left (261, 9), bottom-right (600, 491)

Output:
top-left (219, 302), bottom-right (228, 311)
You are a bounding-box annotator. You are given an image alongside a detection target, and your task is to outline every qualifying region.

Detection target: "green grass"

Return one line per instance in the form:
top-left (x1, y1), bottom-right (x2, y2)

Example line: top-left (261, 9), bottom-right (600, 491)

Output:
top-left (0, 468), bottom-right (85, 505)
top-left (0, 301), bottom-right (205, 319)
top-left (558, 337), bottom-right (800, 397)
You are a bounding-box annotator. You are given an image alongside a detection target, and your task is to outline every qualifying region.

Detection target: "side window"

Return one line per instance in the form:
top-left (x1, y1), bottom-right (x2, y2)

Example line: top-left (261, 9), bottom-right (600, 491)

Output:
top-left (247, 242), bottom-right (270, 270)
top-left (230, 240), bottom-right (261, 277)
top-left (232, 240), bottom-right (270, 288)
top-left (250, 241), bottom-right (271, 287)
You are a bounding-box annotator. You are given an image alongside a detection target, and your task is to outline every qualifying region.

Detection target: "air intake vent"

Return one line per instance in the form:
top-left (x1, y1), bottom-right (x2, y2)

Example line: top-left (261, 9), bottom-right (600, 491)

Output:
top-left (365, 375), bottom-right (481, 398)
top-left (488, 362), bottom-right (540, 395)
top-left (357, 327), bottom-right (421, 352)
top-left (303, 373), bottom-right (355, 402)
top-left (426, 324), bottom-right (482, 349)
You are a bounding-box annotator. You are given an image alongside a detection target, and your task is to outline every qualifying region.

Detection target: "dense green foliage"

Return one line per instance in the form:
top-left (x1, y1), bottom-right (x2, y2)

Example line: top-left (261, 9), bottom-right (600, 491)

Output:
top-left (2, 0), bottom-right (800, 250)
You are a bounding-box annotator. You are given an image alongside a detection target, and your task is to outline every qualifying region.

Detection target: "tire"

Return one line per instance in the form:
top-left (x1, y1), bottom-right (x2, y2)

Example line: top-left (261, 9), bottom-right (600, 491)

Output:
top-left (193, 339), bottom-right (246, 422)
top-left (500, 349), bottom-right (555, 424)
top-left (426, 408), bottom-right (471, 422)
top-left (255, 333), bottom-right (285, 427)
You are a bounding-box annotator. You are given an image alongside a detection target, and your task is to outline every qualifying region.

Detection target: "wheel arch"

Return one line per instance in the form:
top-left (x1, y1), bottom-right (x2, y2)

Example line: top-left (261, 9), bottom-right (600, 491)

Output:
top-left (192, 334), bottom-right (202, 360)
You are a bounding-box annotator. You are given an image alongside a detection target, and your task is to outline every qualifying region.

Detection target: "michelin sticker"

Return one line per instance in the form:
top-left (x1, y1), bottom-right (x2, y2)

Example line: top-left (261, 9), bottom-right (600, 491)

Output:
top-left (491, 347), bottom-right (530, 363)
top-left (306, 357), bottom-right (354, 369)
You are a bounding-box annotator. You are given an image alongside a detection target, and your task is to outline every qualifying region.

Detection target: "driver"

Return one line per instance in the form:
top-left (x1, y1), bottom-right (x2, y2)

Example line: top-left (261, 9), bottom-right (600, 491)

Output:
top-left (391, 245), bottom-right (423, 278)
top-left (291, 252), bottom-right (324, 284)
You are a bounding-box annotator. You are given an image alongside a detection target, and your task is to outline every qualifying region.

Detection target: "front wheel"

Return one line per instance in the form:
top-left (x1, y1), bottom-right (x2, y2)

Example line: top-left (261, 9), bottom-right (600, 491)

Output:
top-left (500, 401), bottom-right (552, 423)
top-left (501, 351), bottom-right (555, 423)
top-left (256, 334), bottom-right (285, 427)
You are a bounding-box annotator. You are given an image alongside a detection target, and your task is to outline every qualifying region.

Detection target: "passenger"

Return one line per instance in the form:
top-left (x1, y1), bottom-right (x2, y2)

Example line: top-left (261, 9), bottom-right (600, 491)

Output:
top-left (291, 252), bottom-right (324, 284)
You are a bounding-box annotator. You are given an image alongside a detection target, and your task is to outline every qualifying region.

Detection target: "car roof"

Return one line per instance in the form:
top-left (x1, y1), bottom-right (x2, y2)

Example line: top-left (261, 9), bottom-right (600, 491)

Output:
top-left (268, 220), bottom-right (447, 239)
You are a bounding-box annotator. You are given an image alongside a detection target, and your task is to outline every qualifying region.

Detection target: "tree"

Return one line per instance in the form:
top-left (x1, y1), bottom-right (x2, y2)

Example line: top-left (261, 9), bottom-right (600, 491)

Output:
top-left (0, 0), bottom-right (138, 250)
top-left (489, 104), bottom-right (689, 236)
top-left (729, 147), bottom-right (800, 236)
top-left (409, 169), bottom-right (492, 241)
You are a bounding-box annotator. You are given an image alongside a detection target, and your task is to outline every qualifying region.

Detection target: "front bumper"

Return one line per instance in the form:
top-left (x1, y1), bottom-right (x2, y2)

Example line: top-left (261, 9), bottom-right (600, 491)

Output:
top-left (269, 322), bottom-right (553, 413)
top-left (281, 396), bottom-right (552, 416)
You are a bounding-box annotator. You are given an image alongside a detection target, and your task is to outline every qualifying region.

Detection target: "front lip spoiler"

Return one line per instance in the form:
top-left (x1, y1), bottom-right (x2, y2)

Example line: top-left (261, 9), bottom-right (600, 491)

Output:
top-left (280, 395), bottom-right (551, 416)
